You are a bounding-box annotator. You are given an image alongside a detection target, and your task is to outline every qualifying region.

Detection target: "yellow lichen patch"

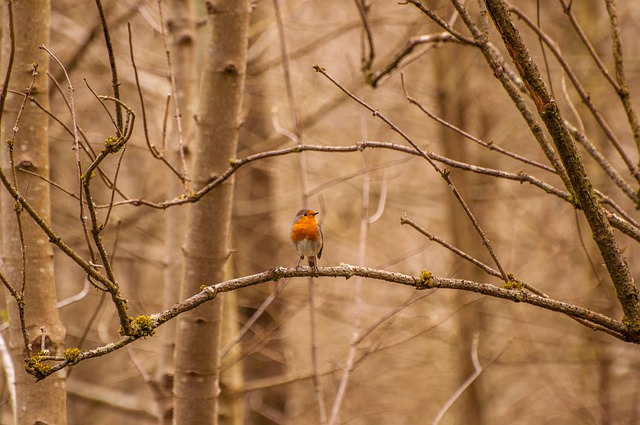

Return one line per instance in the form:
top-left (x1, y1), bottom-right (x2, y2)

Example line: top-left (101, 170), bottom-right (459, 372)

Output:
top-left (24, 353), bottom-right (52, 380)
top-left (417, 270), bottom-right (434, 289)
top-left (502, 274), bottom-right (524, 289)
top-left (64, 347), bottom-right (82, 362)
top-left (119, 315), bottom-right (156, 338)
top-left (131, 315), bottom-right (155, 337)
top-left (104, 135), bottom-right (126, 153)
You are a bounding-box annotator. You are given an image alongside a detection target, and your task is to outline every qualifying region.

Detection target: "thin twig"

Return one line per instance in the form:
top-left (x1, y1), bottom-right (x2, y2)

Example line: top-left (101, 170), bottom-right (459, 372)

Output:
top-left (272, 0), bottom-right (309, 200)
top-left (328, 103), bottom-right (381, 424)
top-left (7, 64), bottom-right (41, 357)
top-left (83, 79), bottom-right (118, 133)
top-left (432, 333), bottom-right (508, 424)
top-left (22, 84), bottom-right (132, 205)
top-left (0, 0), bottom-right (16, 127)
top-left (368, 7), bottom-right (462, 86)
top-left (220, 281), bottom-right (288, 356)
top-left (565, 121), bottom-right (637, 203)
top-left (558, 0), bottom-right (617, 90)
top-left (102, 145), bottom-right (127, 231)
top-left (403, 216), bottom-right (500, 277)
top-left (509, 4), bottom-right (640, 184)
top-left (64, 91), bottom-right (137, 333)
top-left (273, 0), bottom-right (325, 421)
top-left (94, 0), bottom-right (123, 133)
top-left (353, 0), bottom-right (375, 71)
top-left (401, 215), bottom-right (548, 297)
top-left (354, 292), bottom-right (434, 346)
top-left (49, 2), bottom-right (141, 94)
top-left (129, 19), bottom-right (185, 182)
top-left (535, 0), bottom-right (554, 96)
top-left (308, 278), bottom-right (327, 424)
top-left (368, 33), bottom-right (457, 87)
top-left (157, 0), bottom-right (191, 185)
top-left (409, 0), bottom-right (573, 193)
top-left (0, 166), bottom-right (118, 290)
top-left (404, 0), bottom-right (477, 45)
top-left (403, 79), bottom-right (555, 173)
top-left (38, 45), bottom-right (96, 268)
top-left (314, 64), bottom-right (509, 283)
top-left (17, 168), bottom-right (79, 201)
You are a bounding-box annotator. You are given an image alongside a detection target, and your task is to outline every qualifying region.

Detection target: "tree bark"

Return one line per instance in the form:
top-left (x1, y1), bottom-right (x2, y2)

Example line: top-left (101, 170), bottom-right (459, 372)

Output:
top-left (0, 0), bottom-right (66, 423)
top-left (172, 1), bottom-right (250, 424)
top-left (157, 0), bottom-right (196, 423)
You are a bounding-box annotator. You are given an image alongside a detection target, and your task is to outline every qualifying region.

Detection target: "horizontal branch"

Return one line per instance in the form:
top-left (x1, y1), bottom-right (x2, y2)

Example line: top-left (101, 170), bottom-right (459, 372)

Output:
top-left (103, 141), bottom-right (640, 242)
top-left (35, 264), bottom-right (634, 380)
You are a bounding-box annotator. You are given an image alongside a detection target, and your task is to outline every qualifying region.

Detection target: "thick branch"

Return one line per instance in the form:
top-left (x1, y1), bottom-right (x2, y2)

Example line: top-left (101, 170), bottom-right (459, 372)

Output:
top-left (484, 0), bottom-right (640, 330)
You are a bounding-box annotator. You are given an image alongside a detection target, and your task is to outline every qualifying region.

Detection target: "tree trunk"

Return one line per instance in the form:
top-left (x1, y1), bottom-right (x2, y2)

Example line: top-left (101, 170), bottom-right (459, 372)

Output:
top-left (0, 0), bottom-right (66, 423)
top-left (157, 0), bottom-right (196, 423)
top-left (231, 5), bottom-right (283, 418)
top-left (434, 39), bottom-right (487, 425)
top-left (172, 1), bottom-right (250, 424)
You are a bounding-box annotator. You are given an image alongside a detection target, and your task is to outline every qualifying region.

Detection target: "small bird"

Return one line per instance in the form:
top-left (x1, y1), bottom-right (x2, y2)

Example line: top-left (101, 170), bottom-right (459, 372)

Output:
top-left (290, 208), bottom-right (323, 274)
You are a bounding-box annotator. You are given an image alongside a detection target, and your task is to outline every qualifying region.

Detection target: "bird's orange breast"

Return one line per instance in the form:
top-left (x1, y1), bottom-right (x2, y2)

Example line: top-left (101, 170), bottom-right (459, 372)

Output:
top-left (291, 220), bottom-right (320, 242)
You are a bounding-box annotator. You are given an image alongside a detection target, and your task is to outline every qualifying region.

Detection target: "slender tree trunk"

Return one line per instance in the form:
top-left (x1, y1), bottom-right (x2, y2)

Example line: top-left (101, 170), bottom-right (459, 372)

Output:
top-left (231, 5), bottom-right (283, 418)
top-left (157, 0), bottom-right (196, 423)
top-left (434, 44), bottom-right (486, 425)
top-left (0, 0), bottom-right (66, 423)
top-left (220, 290), bottom-right (244, 425)
top-left (172, 1), bottom-right (250, 424)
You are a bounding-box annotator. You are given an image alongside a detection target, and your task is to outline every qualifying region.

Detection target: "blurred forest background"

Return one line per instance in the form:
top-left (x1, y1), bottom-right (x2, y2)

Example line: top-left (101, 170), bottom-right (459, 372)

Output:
top-left (1, 0), bottom-right (640, 424)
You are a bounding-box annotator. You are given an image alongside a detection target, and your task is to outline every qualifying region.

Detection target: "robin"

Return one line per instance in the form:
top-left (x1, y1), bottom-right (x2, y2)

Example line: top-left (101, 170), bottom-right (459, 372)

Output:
top-left (290, 209), bottom-right (323, 274)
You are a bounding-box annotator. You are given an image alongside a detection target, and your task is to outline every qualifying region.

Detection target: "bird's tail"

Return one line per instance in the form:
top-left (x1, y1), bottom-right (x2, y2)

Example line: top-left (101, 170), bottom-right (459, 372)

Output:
top-left (308, 256), bottom-right (317, 268)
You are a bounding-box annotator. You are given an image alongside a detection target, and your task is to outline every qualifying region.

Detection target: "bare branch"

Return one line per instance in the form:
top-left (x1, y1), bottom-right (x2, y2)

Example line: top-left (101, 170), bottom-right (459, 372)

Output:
top-left (604, 0), bottom-right (640, 156)
top-left (510, 4), bottom-right (640, 185)
top-left (127, 22), bottom-right (185, 182)
top-left (404, 0), bottom-right (477, 45)
top-left (353, 0), bottom-right (375, 72)
top-left (485, 0), bottom-right (640, 330)
top-left (432, 333), bottom-right (508, 424)
top-left (401, 215), bottom-right (549, 297)
top-left (315, 64), bottom-right (509, 282)
top-left (403, 77), bottom-right (555, 173)
top-left (33, 263), bottom-right (636, 380)
top-left (94, 0), bottom-right (123, 132)
top-left (368, 33), bottom-right (457, 87)
top-left (0, 0), bottom-right (15, 129)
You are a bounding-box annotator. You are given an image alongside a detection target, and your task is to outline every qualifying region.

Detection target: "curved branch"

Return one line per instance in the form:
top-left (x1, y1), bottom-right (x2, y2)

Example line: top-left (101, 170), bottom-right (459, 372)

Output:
top-left (33, 263), bottom-right (635, 380)
top-left (91, 140), bottom-right (640, 242)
